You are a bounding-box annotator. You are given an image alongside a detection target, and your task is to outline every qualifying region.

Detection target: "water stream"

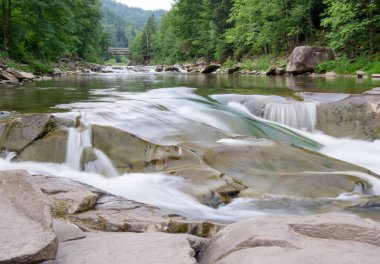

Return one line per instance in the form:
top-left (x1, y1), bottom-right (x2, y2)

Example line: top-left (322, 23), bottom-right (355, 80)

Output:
top-left (1, 69), bottom-right (380, 222)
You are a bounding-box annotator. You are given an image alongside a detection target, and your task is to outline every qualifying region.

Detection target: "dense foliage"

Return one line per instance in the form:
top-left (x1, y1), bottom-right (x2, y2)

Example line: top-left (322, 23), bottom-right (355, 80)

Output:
top-left (101, 0), bottom-right (165, 48)
top-left (132, 0), bottom-right (379, 65)
top-left (1, 0), bottom-right (107, 64)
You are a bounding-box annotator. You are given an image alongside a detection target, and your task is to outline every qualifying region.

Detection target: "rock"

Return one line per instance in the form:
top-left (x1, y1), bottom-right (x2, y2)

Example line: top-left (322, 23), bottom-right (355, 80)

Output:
top-left (202, 142), bottom-right (377, 198)
top-left (32, 175), bottom-right (223, 238)
top-left (356, 70), bottom-right (366, 78)
top-left (198, 213), bottom-right (380, 264)
top-left (42, 76), bottom-right (54, 81)
top-left (325, 71), bottom-right (337, 77)
top-left (0, 70), bottom-right (19, 82)
top-left (46, 232), bottom-right (204, 264)
top-left (201, 64), bottom-right (220, 74)
top-left (16, 128), bottom-right (68, 163)
top-left (33, 175), bottom-right (99, 216)
top-left (164, 66), bottom-right (180, 72)
top-left (227, 66), bottom-right (240, 75)
top-left (0, 114), bottom-right (57, 152)
top-left (274, 66), bottom-right (286, 75)
top-left (6, 68), bottom-right (35, 81)
top-left (371, 73), bottom-right (380, 79)
top-left (287, 46), bottom-right (335, 75)
top-left (317, 93), bottom-right (380, 139)
top-left (0, 170), bottom-right (58, 263)
top-left (53, 68), bottom-right (63, 76)
top-left (53, 219), bottom-right (85, 243)
top-left (363, 87), bottom-right (380, 95)
top-left (155, 66), bottom-right (164, 72)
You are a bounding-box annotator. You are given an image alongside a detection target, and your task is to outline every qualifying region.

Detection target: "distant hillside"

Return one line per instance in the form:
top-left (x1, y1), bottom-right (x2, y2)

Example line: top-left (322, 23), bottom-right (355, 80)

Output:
top-left (101, 0), bottom-right (166, 48)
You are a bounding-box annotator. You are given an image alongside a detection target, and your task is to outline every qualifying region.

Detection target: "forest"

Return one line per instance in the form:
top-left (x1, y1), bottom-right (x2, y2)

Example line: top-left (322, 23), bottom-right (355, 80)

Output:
top-left (130, 0), bottom-right (379, 73)
top-left (0, 0), bottom-right (378, 74)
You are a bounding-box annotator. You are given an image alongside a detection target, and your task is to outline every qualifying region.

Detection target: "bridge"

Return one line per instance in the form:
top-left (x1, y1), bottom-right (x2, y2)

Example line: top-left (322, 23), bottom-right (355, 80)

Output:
top-left (108, 47), bottom-right (130, 56)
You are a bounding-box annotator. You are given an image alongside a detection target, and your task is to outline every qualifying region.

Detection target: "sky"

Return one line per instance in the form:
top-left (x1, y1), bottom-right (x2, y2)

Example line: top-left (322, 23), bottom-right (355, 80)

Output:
top-left (115, 0), bottom-right (174, 10)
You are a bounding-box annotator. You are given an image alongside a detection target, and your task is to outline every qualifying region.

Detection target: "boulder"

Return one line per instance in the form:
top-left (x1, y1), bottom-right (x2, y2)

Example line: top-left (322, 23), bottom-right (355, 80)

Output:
top-left (53, 68), bottom-right (64, 76)
top-left (287, 46), bottom-right (335, 75)
top-left (155, 66), bottom-right (164, 72)
top-left (0, 114), bottom-right (57, 152)
top-left (0, 70), bottom-right (18, 83)
top-left (227, 66), bottom-right (240, 75)
top-left (53, 219), bottom-right (85, 243)
top-left (0, 170), bottom-right (58, 263)
top-left (371, 73), bottom-right (380, 79)
top-left (6, 68), bottom-right (35, 81)
top-left (356, 70), bottom-right (366, 78)
top-left (164, 66), bottom-right (180, 72)
top-left (201, 64), bottom-right (220, 74)
top-left (33, 175), bottom-right (99, 216)
top-left (16, 128), bottom-right (68, 163)
top-left (317, 92), bottom-right (380, 139)
top-left (45, 232), bottom-right (205, 264)
top-left (198, 213), bottom-right (380, 264)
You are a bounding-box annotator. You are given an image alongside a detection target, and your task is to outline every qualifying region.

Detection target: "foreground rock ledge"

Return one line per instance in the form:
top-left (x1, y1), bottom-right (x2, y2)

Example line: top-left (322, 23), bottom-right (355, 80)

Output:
top-left (0, 170), bottom-right (58, 264)
top-left (198, 213), bottom-right (380, 264)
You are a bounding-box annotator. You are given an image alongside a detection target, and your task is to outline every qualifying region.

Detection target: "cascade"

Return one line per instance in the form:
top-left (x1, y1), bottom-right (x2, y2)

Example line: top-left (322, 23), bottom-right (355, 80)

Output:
top-left (66, 123), bottom-right (118, 177)
top-left (261, 102), bottom-right (317, 131)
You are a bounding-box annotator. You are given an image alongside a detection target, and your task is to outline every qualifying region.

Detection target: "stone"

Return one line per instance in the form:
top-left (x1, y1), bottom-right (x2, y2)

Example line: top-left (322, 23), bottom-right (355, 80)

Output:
top-left (0, 114), bottom-right (57, 152)
top-left (356, 70), bottom-right (366, 78)
top-left (274, 66), bottom-right (286, 75)
top-left (325, 71), bottom-right (337, 77)
top-left (33, 175), bottom-right (99, 216)
top-left (317, 93), bottom-right (380, 139)
top-left (371, 73), bottom-right (380, 79)
top-left (198, 213), bottom-right (380, 264)
top-left (0, 170), bottom-right (58, 263)
top-left (16, 128), bottom-right (68, 163)
top-left (45, 232), bottom-right (204, 264)
top-left (201, 64), bottom-right (220, 74)
top-left (155, 66), bottom-right (164, 72)
top-left (53, 219), bottom-right (85, 243)
top-left (6, 68), bottom-right (35, 81)
top-left (287, 46), bottom-right (335, 75)
top-left (227, 66), bottom-right (240, 75)
top-left (164, 66), bottom-right (180, 72)
top-left (0, 70), bottom-right (18, 82)
top-left (53, 68), bottom-right (63, 76)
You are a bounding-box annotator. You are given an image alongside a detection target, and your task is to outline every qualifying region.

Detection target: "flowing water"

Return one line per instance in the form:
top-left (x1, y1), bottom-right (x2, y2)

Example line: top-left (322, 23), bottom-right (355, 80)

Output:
top-left (1, 69), bottom-right (380, 222)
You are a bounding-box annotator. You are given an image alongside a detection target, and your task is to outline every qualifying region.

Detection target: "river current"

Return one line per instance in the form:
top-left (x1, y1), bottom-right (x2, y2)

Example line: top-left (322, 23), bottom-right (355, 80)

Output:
top-left (1, 69), bottom-right (379, 222)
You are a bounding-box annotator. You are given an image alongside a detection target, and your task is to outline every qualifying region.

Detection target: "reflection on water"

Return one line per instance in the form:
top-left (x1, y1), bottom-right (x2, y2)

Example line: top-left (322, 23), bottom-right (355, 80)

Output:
top-left (0, 73), bottom-right (378, 113)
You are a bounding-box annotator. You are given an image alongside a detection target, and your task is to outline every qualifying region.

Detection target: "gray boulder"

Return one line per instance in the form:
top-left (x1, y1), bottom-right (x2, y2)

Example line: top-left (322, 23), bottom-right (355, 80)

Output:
top-left (0, 170), bottom-right (58, 263)
top-left (287, 46), bottom-right (335, 75)
top-left (317, 91), bottom-right (380, 139)
top-left (198, 213), bottom-right (380, 264)
top-left (0, 70), bottom-right (18, 83)
top-left (6, 68), bottom-right (35, 81)
top-left (46, 232), bottom-right (204, 264)
top-left (0, 114), bottom-right (57, 152)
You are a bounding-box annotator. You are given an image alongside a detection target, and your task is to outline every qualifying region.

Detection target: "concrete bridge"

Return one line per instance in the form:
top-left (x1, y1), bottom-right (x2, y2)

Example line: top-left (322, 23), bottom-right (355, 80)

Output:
top-left (108, 47), bottom-right (130, 56)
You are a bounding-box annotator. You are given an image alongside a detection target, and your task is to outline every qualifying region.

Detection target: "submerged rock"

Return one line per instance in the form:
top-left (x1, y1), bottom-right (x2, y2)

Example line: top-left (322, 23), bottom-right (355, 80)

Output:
top-left (287, 46), bottom-right (335, 75)
top-left (198, 213), bottom-right (380, 264)
top-left (0, 170), bottom-right (58, 263)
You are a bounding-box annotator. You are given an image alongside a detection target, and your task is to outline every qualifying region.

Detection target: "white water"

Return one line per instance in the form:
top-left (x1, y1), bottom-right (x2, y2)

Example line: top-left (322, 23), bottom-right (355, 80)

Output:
top-left (1, 87), bottom-right (380, 222)
top-left (262, 102), bottom-right (317, 131)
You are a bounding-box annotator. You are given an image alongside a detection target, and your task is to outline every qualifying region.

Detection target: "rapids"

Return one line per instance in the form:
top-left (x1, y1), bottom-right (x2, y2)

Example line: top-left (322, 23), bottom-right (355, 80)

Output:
top-left (1, 70), bottom-right (380, 222)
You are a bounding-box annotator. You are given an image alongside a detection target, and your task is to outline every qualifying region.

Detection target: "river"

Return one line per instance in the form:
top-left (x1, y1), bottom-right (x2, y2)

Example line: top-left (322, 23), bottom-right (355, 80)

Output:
top-left (1, 69), bottom-right (380, 223)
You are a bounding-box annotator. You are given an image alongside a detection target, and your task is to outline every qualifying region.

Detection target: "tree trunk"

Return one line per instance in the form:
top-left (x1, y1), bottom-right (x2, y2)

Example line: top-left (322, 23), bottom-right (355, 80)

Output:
top-left (369, 26), bottom-right (374, 54)
top-left (2, 0), bottom-right (6, 49)
top-left (7, 0), bottom-right (10, 45)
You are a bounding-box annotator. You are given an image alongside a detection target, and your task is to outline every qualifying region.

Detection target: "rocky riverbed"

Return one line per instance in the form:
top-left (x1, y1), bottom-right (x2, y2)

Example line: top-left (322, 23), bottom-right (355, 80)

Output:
top-left (1, 170), bottom-right (380, 264)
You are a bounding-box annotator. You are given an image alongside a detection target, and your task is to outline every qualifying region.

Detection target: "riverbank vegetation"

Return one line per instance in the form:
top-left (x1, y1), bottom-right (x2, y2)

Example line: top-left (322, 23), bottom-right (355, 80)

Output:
top-left (129, 0), bottom-right (379, 74)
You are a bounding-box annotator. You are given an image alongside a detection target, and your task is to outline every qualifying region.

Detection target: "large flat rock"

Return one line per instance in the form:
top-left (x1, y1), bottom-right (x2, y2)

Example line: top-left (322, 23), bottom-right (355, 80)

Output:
top-left (0, 170), bottom-right (58, 263)
top-left (198, 213), bottom-right (380, 264)
top-left (46, 232), bottom-right (205, 264)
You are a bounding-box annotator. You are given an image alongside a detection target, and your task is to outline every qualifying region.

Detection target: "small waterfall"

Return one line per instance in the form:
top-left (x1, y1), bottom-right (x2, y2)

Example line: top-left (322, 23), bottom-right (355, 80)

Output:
top-left (261, 102), bottom-right (317, 131)
top-left (84, 149), bottom-right (118, 178)
top-left (66, 125), bottom-right (118, 177)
